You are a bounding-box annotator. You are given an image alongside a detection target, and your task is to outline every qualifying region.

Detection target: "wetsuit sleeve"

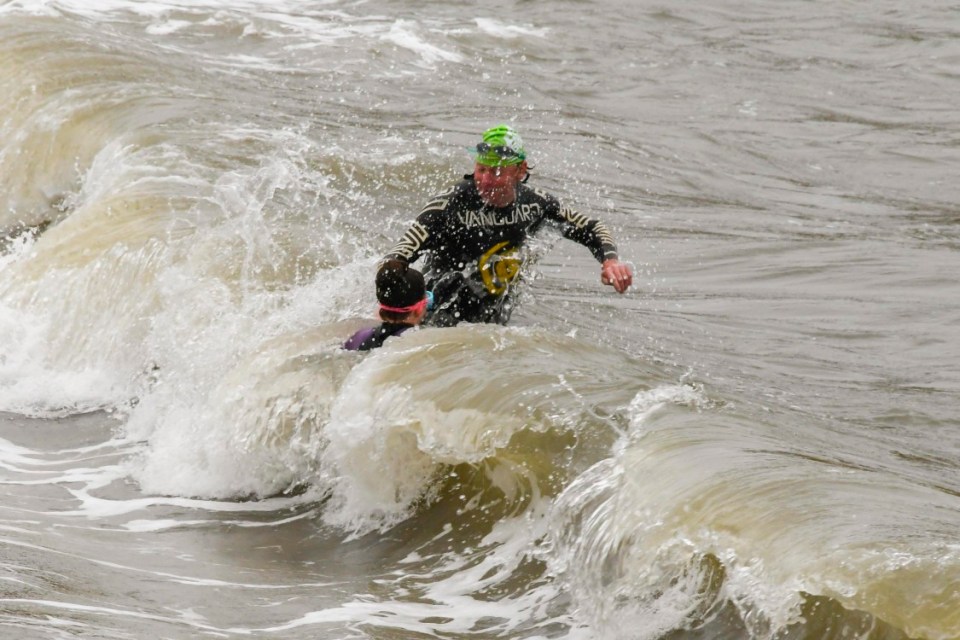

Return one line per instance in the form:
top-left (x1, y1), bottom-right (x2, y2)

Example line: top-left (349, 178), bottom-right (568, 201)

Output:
top-left (343, 324), bottom-right (412, 351)
top-left (343, 326), bottom-right (376, 351)
top-left (546, 200), bottom-right (619, 264)
top-left (381, 192), bottom-right (452, 265)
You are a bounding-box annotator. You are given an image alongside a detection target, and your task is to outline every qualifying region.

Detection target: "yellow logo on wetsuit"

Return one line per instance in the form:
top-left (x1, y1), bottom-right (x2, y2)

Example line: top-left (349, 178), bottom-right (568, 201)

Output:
top-left (478, 241), bottom-right (521, 296)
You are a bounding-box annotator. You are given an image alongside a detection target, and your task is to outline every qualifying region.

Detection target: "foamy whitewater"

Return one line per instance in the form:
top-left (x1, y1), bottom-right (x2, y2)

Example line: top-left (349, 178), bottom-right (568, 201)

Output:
top-left (1, 1), bottom-right (958, 638)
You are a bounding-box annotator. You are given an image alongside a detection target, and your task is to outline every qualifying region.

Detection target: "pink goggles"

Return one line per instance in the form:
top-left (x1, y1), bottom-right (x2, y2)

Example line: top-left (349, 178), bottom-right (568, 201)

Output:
top-left (379, 297), bottom-right (428, 315)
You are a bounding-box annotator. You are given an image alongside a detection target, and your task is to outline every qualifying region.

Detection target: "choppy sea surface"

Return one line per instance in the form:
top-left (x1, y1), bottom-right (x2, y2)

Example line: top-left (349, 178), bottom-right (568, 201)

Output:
top-left (1, 1), bottom-right (958, 638)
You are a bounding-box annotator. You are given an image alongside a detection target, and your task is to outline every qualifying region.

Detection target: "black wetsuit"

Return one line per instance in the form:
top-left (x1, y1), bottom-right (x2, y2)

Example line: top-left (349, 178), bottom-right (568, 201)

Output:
top-left (383, 175), bottom-right (619, 326)
top-left (342, 323), bottom-right (413, 351)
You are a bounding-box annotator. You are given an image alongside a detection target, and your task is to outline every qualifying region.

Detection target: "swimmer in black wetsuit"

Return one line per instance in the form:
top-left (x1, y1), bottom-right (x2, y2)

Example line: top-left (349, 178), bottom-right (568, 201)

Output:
top-left (343, 266), bottom-right (428, 352)
top-left (380, 124), bottom-right (634, 327)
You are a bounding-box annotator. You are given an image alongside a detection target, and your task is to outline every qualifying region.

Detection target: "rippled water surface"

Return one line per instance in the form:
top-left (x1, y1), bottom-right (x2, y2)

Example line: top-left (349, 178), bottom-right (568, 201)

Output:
top-left (0, 1), bottom-right (958, 638)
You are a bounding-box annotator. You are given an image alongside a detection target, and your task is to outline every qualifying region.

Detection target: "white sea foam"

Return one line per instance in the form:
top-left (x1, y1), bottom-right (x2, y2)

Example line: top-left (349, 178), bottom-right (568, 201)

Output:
top-left (320, 347), bottom-right (465, 533)
top-left (381, 19), bottom-right (465, 68)
top-left (474, 18), bottom-right (549, 40)
top-left (0, 302), bottom-right (124, 418)
top-left (251, 505), bottom-right (581, 638)
top-left (0, 0), bottom-right (450, 70)
top-left (0, 0), bottom-right (340, 19)
top-left (145, 19), bottom-right (192, 35)
top-left (125, 265), bottom-right (371, 501)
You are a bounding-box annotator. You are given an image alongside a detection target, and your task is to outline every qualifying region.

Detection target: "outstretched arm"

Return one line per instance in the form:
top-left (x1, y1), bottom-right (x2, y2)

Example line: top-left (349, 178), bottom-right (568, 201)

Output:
top-left (382, 219), bottom-right (429, 267)
top-left (546, 200), bottom-right (632, 294)
top-left (601, 258), bottom-right (633, 294)
top-left (381, 191), bottom-right (453, 270)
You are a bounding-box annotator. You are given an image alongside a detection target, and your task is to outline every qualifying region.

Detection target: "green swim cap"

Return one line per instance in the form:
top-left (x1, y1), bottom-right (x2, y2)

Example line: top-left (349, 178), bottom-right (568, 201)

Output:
top-left (469, 124), bottom-right (526, 167)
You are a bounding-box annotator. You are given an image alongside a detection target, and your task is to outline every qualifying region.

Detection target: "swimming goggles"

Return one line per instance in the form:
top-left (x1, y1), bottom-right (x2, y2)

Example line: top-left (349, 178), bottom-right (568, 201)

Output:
top-left (378, 291), bottom-right (434, 314)
top-left (474, 143), bottom-right (523, 160)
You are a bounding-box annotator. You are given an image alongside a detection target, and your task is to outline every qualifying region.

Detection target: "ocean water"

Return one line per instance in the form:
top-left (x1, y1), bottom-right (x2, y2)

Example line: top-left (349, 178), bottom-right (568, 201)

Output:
top-left (0, 1), bottom-right (958, 638)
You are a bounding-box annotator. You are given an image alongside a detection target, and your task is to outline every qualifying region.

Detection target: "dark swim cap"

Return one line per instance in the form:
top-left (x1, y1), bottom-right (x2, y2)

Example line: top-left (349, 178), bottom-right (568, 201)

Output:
top-left (376, 265), bottom-right (426, 309)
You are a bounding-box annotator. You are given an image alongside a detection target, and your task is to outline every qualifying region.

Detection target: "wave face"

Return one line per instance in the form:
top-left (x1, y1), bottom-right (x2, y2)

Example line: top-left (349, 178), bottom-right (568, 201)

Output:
top-left (1, 1), bottom-right (959, 639)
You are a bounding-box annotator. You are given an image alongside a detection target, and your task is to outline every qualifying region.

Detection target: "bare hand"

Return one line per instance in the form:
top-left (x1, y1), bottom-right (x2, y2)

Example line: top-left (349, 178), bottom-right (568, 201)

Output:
top-left (601, 259), bottom-right (633, 294)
